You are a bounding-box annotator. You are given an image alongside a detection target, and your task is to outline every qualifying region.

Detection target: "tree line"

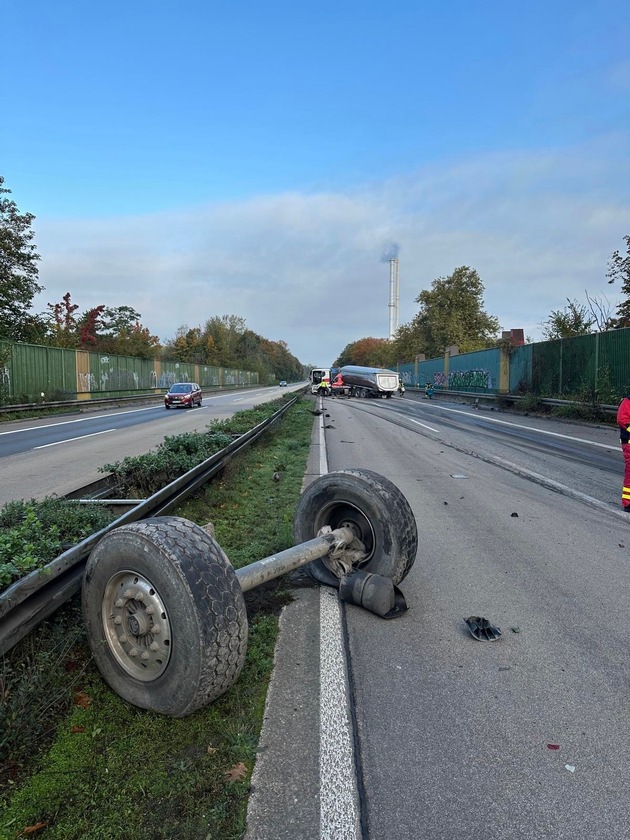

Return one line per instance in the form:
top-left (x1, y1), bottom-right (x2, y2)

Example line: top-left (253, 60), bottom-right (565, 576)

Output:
top-left (0, 177), bottom-right (304, 384)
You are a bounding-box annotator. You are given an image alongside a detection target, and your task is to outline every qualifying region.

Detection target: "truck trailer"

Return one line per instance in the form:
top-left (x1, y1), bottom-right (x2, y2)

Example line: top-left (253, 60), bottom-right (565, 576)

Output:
top-left (339, 365), bottom-right (400, 398)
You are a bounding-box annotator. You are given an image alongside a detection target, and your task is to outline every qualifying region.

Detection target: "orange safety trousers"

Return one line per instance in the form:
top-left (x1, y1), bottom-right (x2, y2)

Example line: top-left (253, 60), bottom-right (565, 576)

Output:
top-left (622, 443), bottom-right (630, 509)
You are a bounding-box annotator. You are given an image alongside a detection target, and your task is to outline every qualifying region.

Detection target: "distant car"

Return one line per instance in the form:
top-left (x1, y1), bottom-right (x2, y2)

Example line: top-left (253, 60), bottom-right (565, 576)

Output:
top-left (279, 380), bottom-right (288, 387)
top-left (164, 382), bottom-right (202, 409)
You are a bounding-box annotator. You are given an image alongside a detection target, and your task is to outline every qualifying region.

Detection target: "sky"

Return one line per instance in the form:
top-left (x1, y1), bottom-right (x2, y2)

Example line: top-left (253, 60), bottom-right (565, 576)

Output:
top-left (2, 0), bottom-right (630, 368)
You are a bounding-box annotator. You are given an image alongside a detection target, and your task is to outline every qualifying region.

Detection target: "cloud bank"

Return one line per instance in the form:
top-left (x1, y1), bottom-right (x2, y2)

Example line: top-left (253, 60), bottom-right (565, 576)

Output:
top-left (33, 138), bottom-right (630, 366)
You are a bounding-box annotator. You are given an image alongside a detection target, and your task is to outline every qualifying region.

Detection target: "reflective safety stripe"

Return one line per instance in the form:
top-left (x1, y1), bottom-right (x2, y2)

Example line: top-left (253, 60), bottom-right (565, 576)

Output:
top-left (623, 488), bottom-right (630, 500)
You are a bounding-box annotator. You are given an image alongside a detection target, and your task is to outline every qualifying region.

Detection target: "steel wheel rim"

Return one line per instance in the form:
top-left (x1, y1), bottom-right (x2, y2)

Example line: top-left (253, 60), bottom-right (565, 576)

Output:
top-left (102, 570), bottom-right (172, 681)
top-left (316, 501), bottom-right (375, 566)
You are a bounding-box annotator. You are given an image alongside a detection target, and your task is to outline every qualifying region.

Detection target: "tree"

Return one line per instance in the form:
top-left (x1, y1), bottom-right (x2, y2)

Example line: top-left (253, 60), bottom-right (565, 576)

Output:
top-left (393, 266), bottom-right (500, 361)
top-left (46, 292), bottom-right (79, 348)
top-left (584, 290), bottom-right (615, 332)
top-left (334, 337), bottom-right (394, 368)
top-left (0, 176), bottom-right (42, 342)
top-left (78, 306), bottom-right (106, 348)
top-left (99, 305), bottom-right (143, 337)
top-left (540, 298), bottom-right (594, 340)
top-left (607, 235), bottom-right (630, 327)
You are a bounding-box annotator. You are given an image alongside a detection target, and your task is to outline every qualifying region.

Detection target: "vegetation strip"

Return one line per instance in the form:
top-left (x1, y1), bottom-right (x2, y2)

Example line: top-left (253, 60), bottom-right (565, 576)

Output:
top-left (1, 396), bottom-right (314, 840)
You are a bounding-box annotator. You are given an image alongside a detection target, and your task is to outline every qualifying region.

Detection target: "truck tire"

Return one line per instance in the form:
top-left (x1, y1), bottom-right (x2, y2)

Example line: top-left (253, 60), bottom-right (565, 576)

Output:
top-left (82, 516), bottom-right (248, 717)
top-left (293, 469), bottom-right (418, 587)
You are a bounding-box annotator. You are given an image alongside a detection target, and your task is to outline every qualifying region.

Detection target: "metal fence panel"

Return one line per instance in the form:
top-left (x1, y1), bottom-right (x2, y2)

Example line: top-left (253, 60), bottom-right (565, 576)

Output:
top-left (598, 329), bottom-right (630, 393)
top-left (509, 344), bottom-right (532, 392)
top-left (2, 343), bottom-right (77, 401)
top-left (447, 348), bottom-right (501, 392)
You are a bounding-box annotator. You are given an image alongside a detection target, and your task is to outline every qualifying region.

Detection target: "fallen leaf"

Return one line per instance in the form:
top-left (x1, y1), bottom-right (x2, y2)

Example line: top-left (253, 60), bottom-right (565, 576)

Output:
top-left (225, 762), bottom-right (248, 783)
top-left (547, 744), bottom-right (560, 750)
top-left (73, 691), bottom-right (90, 708)
top-left (22, 822), bottom-right (48, 835)
top-left (71, 725), bottom-right (87, 733)
top-left (207, 746), bottom-right (218, 755)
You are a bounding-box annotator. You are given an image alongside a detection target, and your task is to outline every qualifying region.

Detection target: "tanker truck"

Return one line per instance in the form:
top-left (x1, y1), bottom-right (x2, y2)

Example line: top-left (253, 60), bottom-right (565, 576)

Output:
top-left (339, 365), bottom-right (400, 398)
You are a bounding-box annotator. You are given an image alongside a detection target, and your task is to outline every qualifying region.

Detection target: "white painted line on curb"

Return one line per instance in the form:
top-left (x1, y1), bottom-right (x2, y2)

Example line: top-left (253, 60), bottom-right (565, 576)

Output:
top-left (318, 406), bottom-right (360, 839)
top-left (319, 400), bottom-right (328, 477)
top-left (320, 588), bottom-right (360, 840)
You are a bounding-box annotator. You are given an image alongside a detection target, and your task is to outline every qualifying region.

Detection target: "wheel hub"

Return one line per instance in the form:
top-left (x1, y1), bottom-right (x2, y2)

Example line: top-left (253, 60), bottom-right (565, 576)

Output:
top-left (317, 502), bottom-right (374, 576)
top-left (102, 571), bottom-right (172, 681)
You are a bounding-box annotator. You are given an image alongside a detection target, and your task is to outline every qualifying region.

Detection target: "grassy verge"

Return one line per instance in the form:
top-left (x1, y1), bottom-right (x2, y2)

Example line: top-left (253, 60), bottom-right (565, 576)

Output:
top-left (0, 398), bottom-right (314, 840)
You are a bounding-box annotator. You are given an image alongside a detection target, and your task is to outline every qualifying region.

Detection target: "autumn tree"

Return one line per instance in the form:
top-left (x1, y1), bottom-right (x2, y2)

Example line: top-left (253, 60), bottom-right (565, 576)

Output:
top-left (607, 235), bottom-right (630, 327)
top-left (168, 326), bottom-right (217, 364)
top-left (46, 292), bottom-right (79, 348)
top-left (0, 176), bottom-right (43, 342)
top-left (393, 266), bottom-right (500, 361)
top-left (334, 337), bottom-right (394, 368)
top-left (78, 306), bottom-right (106, 348)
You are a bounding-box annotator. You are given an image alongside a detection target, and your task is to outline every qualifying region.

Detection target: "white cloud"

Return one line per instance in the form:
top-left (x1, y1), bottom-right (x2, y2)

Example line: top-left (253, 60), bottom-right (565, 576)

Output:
top-left (33, 138), bottom-right (630, 364)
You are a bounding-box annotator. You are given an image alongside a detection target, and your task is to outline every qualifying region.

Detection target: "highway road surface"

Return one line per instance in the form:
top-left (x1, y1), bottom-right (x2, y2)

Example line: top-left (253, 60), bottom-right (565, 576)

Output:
top-left (247, 391), bottom-right (630, 840)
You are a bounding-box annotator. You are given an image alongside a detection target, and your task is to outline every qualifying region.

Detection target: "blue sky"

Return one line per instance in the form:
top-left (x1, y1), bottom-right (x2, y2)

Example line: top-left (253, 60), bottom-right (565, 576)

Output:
top-left (3, 0), bottom-right (629, 366)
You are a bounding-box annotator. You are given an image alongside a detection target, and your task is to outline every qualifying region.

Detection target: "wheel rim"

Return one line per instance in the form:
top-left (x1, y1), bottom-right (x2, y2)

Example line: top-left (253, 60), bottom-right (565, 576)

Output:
top-left (315, 501), bottom-right (375, 564)
top-left (101, 570), bottom-right (172, 681)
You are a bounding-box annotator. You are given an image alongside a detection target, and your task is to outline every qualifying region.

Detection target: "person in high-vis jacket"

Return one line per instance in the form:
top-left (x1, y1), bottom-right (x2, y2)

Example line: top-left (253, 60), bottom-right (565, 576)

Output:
top-left (616, 386), bottom-right (630, 511)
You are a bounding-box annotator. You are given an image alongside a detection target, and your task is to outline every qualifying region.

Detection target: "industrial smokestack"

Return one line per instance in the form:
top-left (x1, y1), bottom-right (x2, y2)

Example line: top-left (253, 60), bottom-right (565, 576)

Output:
top-left (388, 258), bottom-right (399, 340)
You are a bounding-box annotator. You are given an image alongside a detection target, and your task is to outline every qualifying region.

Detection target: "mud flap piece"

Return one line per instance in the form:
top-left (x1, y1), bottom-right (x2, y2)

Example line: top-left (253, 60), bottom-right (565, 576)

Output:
top-left (464, 616), bottom-right (502, 641)
top-left (338, 570), bottom-right (408, 619)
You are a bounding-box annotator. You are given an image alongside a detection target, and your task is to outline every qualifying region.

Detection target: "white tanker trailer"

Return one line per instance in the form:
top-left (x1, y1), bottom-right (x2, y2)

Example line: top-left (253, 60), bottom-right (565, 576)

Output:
top-left (339, 365), bottom-right (400, 398)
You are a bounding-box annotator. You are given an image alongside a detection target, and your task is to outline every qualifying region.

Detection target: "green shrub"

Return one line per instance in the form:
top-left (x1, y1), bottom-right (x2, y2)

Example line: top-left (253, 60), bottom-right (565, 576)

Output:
top-left (0, 500), bottom-right (115, 590)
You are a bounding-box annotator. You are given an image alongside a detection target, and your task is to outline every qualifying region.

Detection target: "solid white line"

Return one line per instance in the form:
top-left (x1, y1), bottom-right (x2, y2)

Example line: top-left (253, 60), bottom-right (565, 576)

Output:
top-left (320, 589), bottom-right (360, 839)
top-left (426, 403), bottom-right (616, 450)
top-left (35, 429), bottom-right (115, 449)
top-left (318, 402), bottom-right (360, 839)
top-left (319, 404), bottom-right (328, 476)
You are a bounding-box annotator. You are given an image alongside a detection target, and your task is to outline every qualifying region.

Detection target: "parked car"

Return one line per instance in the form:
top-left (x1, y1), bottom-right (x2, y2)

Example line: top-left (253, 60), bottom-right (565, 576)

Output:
top-left (279, 380), bottom-right (288, 387)
top-left (164, 382), bottom-right (202, 409)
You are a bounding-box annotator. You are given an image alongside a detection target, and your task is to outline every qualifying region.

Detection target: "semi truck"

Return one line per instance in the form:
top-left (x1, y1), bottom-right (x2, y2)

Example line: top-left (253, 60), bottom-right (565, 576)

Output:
top-left (338, 365), bottom-right (400, 398)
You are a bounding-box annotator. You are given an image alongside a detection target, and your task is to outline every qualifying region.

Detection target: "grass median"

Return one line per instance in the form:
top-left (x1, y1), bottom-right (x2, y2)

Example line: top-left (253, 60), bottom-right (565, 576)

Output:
top-left (0, 396), bottom-right (315, 840)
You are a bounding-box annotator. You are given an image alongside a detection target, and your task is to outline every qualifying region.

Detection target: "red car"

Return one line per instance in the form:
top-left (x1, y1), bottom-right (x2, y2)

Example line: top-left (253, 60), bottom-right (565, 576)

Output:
top-left (164, 382), bottom-right (202, 409)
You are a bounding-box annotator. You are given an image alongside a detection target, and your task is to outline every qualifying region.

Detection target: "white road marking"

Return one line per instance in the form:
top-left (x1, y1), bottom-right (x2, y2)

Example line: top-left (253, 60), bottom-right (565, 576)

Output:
top-left (425, 403), bottom-right (616, 450)
top-left (35, 429), bottom-right (116, 448)
top-left (408, 417), bottom-right (440, 433)
top-left (0, 399), bottom-right (223, 437)
top-left (320, 589), bottom-right (360, 840)
top-left (319, 406), bottom-right (360, 839)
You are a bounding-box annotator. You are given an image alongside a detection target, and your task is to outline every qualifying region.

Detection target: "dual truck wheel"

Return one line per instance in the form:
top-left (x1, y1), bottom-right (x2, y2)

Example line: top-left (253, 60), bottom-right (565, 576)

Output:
top-left (82, 469), bottom-right (417, 717)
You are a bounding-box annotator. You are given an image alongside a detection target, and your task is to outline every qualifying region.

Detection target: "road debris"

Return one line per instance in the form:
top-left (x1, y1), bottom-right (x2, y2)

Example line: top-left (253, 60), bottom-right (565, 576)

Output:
top-left (464, 616), bottom-right (502, 641)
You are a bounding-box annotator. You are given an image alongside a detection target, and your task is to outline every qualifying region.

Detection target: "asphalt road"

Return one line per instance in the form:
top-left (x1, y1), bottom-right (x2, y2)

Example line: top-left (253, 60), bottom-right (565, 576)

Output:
top-left (4, 388), bottom-right (628, 838)
top-left (247, 393), bottom-right (630, 840)
top-left (0, 384), bottom-right (303, 506)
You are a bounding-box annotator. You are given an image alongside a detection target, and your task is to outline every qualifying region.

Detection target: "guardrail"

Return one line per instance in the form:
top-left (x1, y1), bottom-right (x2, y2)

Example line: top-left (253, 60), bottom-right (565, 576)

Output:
top-left (0, 385), bottom-right (261, 415)
top-left (0, 395), bottom-right (298, 655)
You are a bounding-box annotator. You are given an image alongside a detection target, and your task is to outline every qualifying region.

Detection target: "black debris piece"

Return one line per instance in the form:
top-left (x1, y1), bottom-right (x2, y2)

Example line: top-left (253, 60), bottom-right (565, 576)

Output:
top-left (464, 615), bottom-right (502, 641)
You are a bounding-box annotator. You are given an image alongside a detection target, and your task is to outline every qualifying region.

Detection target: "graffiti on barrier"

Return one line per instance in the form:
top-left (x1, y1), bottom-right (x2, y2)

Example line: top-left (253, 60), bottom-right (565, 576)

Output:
top-left (433, 372), bottom-right (448, 387)
top-left (449, 369), bottom-right (493, 390)
top-left (78, 373), bottom-right (98, 392)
